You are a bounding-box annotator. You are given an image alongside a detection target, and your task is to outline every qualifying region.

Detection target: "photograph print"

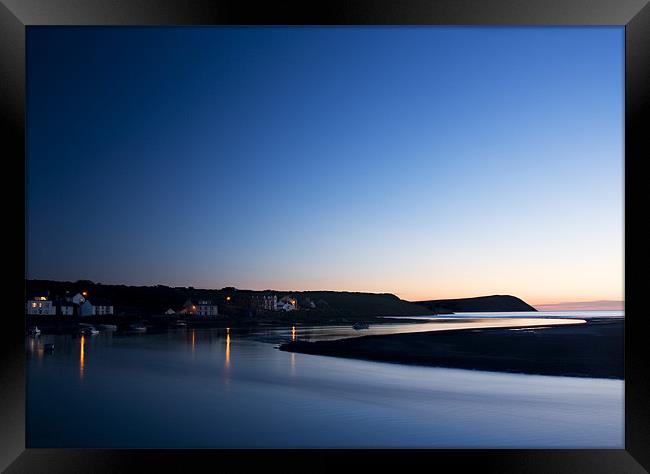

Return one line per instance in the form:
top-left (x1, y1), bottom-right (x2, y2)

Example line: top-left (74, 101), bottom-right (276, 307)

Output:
top-left (25, 26), bottom-right (624, 448)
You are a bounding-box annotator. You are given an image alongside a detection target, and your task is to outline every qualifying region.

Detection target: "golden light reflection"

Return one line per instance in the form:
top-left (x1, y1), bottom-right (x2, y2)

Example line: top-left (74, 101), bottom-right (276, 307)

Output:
top-left (291, 325), bottom-right (296, 342)
top-left (225, 332), bottom-right (230, 369)
top-left (191, 330), bottom-right (196, 353)
top-left (80, 334), bottom-right (85, 379)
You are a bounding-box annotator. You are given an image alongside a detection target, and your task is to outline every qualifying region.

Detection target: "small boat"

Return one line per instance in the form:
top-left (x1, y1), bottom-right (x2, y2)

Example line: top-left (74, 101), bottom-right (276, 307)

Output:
top-left (80, 326), bottom-right (99, 336)
top-left (352, 322), bottom-right (369, 330)
top-left (172, 320), bottom-right (187, 327)
top-left (98, 324), bottom-right (117, 330)
top-left (129, 323), bottom-right (147, 332)
top-left (43, 343), bottom-right (55, 352)
top-left (28, 326), bottom-right (41, 336)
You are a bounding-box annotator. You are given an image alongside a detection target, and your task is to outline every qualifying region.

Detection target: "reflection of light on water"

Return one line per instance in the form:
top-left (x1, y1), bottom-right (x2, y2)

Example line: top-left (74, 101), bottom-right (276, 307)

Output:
top-left (509, 326), bottom-right (553, 331)
top-left (80, 334), bottom-right (85, 379)
top-left (289, 327), bottom-right (296, 375)
top-left (191, 330), bottom-right (196, 353)
top-left (303, 318), bottom-right (588, 342)
top-left (225, 333), bottom-right (230, 369)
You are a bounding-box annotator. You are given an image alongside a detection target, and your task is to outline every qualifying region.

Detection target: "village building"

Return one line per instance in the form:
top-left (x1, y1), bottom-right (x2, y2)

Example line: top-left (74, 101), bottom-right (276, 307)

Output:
top-left (80, 297), bottom-right (114, 317)
top-left (71, 292), bottom-right (87, 305)
top-left (57, 300), bottom-right (76, 316)
top-left (250, 294), bottom-right (278, 311)
top-left (182, 298), bottom-right (218, 317)
top-left (164, 308), bottom-right (176, 315)
top-left (277, 295), bottom-right (298, 312)
top-left (26, 295), bottom-right (56, 315)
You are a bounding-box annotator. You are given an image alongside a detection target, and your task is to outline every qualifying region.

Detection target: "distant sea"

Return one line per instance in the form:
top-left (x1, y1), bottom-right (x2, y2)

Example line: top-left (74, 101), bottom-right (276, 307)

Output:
top-left (535, 301), bottom-right (624, 311)
top-left (399, 310), bottom-right (624, 320)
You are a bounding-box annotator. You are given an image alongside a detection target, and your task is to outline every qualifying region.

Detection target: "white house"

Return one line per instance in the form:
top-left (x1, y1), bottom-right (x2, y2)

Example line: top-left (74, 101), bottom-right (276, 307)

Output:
top-left (26, 296), bottom-right (56, 315)
top-left (164, 308), bottom-right (176, 315)
top-left (276, 296), bottom-right (298, 312)
top-left (72, 292), bottom-right (86, 305)
top-left (277, 302), bottom-right (297, 312)
top-left (182, 298), bottom-right (218, 317)
top-left (198, 300), bottom-right (218, 316)
top-left (80, 297), bottom-right (114, 317)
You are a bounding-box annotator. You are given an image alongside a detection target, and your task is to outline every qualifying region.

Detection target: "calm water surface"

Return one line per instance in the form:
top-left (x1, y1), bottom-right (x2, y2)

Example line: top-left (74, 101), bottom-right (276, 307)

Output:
top-left (27, 313), bottom-right (623, 448)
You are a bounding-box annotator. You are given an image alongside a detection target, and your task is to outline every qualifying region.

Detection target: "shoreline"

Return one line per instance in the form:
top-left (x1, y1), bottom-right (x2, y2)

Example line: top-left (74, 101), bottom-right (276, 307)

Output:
top-left (24, 314), bottom-right (431, 334)
top-left (279, 319), bottom-right (624, 379)
top-left (24, 314), bottom-right (592, 335)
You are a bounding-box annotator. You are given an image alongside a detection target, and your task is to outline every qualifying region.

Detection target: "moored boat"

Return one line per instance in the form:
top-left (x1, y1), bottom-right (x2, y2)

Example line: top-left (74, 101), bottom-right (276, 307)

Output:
top-left (129, 323), bottom-right (147, 332)
top-left (80, 326), bottom-right (99, 336)
top-left (28, 326), bottom-right (41, 336)
top-left (98, 324), bottom-right (117, 330)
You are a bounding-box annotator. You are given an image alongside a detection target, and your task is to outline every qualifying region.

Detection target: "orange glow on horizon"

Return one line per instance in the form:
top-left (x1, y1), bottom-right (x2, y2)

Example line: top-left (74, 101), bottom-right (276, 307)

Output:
top-left (206, 277), bottom-right (621, 307)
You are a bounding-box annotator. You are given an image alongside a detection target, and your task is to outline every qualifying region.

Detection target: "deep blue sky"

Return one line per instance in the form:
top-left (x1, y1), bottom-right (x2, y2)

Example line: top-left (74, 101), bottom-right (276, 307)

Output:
top-left (27, 27), bottom-right (623, 303)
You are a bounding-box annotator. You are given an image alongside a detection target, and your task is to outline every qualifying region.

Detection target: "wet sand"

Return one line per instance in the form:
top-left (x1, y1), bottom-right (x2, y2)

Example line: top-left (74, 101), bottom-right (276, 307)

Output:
top-left (279, 319), bottom-right (623, 379)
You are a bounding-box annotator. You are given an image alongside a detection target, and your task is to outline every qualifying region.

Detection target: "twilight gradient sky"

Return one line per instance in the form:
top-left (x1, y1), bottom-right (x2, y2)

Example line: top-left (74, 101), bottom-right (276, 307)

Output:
top-left (26, 27), bottom-right (624, 304)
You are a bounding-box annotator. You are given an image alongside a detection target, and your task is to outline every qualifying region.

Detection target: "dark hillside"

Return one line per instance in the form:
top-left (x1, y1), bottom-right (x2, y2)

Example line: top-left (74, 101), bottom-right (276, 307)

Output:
top-left (415, 295), bottom-right (536, 313)
top-left (25, 280), bottom-right (433, 318)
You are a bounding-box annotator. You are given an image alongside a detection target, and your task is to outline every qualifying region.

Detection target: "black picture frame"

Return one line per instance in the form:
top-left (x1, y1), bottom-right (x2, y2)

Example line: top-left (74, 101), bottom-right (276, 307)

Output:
top-left (2, 0), bottom-right (648, 472)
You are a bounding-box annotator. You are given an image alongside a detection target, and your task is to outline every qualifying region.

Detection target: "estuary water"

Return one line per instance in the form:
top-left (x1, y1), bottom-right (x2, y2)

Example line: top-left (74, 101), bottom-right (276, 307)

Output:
top-left (26, 312), bottom-right (624, 448)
